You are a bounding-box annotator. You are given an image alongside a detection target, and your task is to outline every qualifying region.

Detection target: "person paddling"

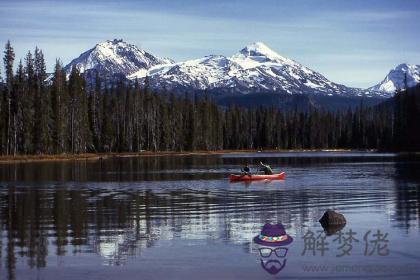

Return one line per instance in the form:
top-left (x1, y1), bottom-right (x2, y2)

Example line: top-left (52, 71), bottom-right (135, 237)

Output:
top-left (259, 162), bottom-right (273, 175)
top-left (241, 163), bottom-right (251, 177)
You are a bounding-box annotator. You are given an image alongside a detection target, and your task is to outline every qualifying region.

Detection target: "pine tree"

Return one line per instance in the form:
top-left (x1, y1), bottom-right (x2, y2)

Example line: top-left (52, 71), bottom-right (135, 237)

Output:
top-left (33, 47), bottom-right (50, 154)
top-left (14, 60), bottom-right (25, 154)
top-left (2, 40), bottom-right (15, 154)
top-left (23, 51), bottom-right (35, 154)
top-left (100, 88), bottom-right (113, 152)
top-left (51, 60), bottom-right (66, 153)
top-left (132, 79), bottom-right (143, 152)
top-left (87, 71), bottom-right (101, 151)
top-left (68, 66), bottom-right (91, 153)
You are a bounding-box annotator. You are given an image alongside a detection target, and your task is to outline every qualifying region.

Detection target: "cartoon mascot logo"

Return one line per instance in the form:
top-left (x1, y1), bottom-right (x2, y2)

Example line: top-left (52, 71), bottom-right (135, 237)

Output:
top-left (253, 223), bottom-right (293, 275)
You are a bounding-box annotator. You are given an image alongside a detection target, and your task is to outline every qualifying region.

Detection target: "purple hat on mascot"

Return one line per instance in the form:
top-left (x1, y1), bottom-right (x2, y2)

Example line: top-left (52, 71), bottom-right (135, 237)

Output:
top-left (253, 223), bottom-right (293, 247)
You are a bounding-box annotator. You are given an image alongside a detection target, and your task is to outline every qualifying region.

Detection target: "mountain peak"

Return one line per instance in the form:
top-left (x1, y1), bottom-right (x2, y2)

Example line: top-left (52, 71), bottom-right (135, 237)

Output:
top-left (110, 38), bottom-right (124, 44)
top-left (95, 39), bottom-right (133, 51)
top-left (240, 42), bottom-right (278, 57)
top-left (237, 42), bottom-right (297, 66)
top-left (394, 63), bottom-right (420, 73)
top-left (369, 63), bottom-right (420, 94)
top-left (64, 39), bottom-right (173, 78)
top-left (395, 62), bottom-right (409, 69)
top-left (242, 41), bottom-right (271, 52)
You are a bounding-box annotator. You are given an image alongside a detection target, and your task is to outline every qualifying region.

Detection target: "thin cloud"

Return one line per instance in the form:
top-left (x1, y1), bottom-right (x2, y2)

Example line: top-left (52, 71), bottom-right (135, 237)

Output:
top-left (338, 10), bottom-right (420, 21)
top-left (1, 0), bottom-right (419, 87)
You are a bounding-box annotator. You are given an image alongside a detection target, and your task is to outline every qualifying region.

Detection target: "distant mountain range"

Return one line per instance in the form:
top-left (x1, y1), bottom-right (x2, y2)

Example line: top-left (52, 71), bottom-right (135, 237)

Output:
top-left (64, 39), bottom-right (419, 104)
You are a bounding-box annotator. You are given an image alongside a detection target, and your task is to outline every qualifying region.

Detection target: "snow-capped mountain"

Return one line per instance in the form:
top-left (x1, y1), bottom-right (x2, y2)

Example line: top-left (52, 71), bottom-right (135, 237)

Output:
top-left (369, 63), bottom-right (420, 94)
top-left (129, 42), bottom-right (367, 97)
top-left (64, 39), bottom-right (173, 79)
top-left (63, 39), bottom-right (417, 99)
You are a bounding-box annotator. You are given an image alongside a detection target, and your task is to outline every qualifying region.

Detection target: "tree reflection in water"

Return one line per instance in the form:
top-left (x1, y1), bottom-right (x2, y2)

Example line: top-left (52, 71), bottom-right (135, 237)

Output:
top-left (0, 184), bottom-right (305, 279)
top-left (0, 153), bottom-right (418, 280)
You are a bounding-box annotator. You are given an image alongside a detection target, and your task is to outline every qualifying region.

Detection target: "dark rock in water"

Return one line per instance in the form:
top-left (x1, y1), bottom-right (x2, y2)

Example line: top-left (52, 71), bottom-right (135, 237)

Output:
top-left (319, 210), bottom-right (347, 235)
top-left (319, 209), bottom-right (346, 225)
top-left (319, 209), bottom-right (346, 226)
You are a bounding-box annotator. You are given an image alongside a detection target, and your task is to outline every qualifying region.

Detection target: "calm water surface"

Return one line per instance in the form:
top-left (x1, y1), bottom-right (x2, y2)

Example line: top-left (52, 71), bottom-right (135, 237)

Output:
top-left (0, 152), bottom-right (419, 279)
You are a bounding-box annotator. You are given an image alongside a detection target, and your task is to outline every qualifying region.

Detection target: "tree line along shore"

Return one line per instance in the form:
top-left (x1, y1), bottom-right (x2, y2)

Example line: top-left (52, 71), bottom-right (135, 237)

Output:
top-left (1, 41), bottom-right (419, 157)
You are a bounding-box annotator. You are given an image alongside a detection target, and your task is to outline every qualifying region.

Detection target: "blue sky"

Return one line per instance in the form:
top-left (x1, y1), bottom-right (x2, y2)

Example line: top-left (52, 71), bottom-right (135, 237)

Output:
top-left (1, 0), bottom-right (419, 87)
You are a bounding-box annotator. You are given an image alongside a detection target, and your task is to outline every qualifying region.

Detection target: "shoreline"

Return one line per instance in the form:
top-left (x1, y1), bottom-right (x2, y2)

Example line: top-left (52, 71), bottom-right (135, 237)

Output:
top-left (0, 149), bottom-right (381, 164)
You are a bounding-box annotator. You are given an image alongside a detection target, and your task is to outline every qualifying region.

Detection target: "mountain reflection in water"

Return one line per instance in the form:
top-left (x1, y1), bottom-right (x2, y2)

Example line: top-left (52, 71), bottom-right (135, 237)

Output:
top-left (0, 152), bottom-right (419, 280)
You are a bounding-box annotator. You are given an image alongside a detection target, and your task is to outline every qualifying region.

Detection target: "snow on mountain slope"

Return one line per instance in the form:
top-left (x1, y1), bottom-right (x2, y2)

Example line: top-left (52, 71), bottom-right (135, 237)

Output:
top-left (369, 63), bottom-right (420, 94)
top-left (62, 40), bottom-right (411, 98)
top-left (130, 42), bottom-right (366, 97)
top-left (63, 39), bottom-right (173, 78)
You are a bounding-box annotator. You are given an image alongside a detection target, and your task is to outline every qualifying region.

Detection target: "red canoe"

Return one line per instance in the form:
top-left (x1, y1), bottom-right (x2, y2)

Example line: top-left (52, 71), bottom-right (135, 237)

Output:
top-left (228, 172), bottom-right (285, 182)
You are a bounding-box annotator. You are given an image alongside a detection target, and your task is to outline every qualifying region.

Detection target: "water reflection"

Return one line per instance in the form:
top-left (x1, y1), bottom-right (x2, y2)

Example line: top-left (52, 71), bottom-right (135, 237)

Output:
top-left (0, 184), bottom-right (301, 279)
top-left (0, 152), bottom-right (419, 280)
top-left (0, 152), bottom-right (403, 182)
top-left (393, 160), bottom-right (420, 230)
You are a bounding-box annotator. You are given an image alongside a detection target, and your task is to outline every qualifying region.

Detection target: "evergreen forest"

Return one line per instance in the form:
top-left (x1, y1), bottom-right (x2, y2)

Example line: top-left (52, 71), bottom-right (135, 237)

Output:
top-left (1, 41), bottom-right (419, 155)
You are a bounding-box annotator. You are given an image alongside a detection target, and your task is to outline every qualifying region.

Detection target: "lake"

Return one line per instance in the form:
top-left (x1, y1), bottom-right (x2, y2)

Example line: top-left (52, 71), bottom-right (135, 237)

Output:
top-left (0, 152), bottom-right (419, 279)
